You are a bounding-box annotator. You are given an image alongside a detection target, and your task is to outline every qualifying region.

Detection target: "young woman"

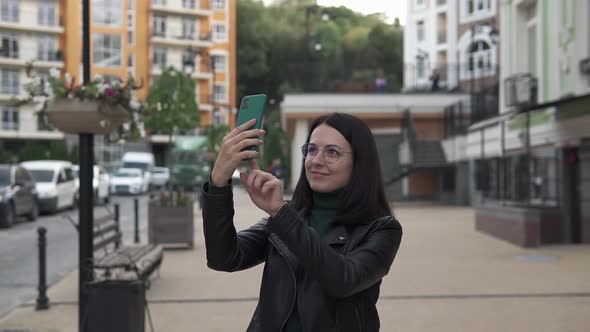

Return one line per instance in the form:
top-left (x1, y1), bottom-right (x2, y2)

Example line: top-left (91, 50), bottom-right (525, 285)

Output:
top-left (203, 112), bottom-right (402, 332)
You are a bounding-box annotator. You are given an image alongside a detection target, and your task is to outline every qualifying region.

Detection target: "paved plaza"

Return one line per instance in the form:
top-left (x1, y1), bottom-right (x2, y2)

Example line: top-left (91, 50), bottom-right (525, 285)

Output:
top-left (1, 188), bottom-right (589, 332)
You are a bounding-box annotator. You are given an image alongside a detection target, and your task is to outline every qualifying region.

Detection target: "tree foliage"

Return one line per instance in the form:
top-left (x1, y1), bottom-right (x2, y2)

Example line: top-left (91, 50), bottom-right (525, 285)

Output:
top-left (236, 0), bottom-right (404, 102)
top-left (144, 67), bottom-right (200, 141)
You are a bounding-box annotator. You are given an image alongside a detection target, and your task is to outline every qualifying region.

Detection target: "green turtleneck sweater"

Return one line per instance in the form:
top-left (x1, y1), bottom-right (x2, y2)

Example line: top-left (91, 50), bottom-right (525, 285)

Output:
top-left (285, 190), bottom-right (340, 332)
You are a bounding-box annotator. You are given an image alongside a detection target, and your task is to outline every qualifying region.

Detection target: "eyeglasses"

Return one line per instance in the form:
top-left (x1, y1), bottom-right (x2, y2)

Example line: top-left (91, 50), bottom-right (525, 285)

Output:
top-left (301, 143), bottom-right (352, 163)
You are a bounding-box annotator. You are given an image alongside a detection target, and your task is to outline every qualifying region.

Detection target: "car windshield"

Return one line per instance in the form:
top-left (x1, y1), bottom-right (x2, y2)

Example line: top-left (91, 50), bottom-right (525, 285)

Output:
top-left (0, 167), bottom-right (10, 186)
top-left (114, 171), bottom-right (140, 178)
top-left (122, 162), bottom-right (148, 171)
top-left (30, 170), bottom-right (55, 183)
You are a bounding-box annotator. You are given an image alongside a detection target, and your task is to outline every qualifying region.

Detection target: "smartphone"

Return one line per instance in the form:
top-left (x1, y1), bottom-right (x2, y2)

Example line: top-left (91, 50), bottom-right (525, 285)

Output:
top-left (236, 94), bottom-right (267, 152)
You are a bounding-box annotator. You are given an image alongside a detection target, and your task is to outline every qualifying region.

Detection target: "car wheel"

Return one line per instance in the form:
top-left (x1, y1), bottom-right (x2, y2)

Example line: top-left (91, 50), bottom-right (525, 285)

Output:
top-left (26, 200), bottom-right (39, 222)
top-left (71, 194), bottom-right (78, 210)
top-left (0, 203), bottom-right (15, 228)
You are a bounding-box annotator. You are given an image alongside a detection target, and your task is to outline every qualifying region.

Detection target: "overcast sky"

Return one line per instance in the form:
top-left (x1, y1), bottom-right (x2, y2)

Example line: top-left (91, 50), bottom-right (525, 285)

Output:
top-left (262, 0), bottom-right (407, 25)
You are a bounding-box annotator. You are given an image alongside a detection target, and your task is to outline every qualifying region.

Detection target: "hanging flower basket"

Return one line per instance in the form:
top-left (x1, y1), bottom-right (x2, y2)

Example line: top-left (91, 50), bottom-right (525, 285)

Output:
top-left (46, 99), bottom-right (131, 134)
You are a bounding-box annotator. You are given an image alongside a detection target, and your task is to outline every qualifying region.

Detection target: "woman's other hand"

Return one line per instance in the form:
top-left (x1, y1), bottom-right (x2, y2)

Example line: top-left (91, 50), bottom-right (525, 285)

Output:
top-left (241, 160), bottom-right (284, 217)
top-left (211, 119), bottom-right (264, 187)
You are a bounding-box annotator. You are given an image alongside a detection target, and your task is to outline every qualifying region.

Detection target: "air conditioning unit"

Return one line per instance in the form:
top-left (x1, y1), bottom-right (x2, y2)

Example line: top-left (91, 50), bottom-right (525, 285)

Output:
top-left (504, 74), bottom-right (538, 108)
top-left (504, 76), bottom-right (516, 107)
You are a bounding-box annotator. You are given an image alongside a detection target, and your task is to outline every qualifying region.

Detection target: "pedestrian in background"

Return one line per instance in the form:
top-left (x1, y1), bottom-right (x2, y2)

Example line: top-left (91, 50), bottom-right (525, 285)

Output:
top-left (202, 112), bottom-right (403, 331)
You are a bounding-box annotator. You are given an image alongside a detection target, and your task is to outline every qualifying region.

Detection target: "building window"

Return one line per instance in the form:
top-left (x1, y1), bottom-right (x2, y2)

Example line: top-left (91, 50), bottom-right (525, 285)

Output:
top-left (213, 85), bottom-right (226, 103)
top-left (1, 0), bottom-right (18, 23)
top-left (1, 106), bottom-right (18, 130)
top-left (1, 69), bottom-right (19, 95)
top-left (183, 0), bottom-right (196, 9)
top-left (93, 0), bottom-right (122, 26)
top-left (212, 0), bottom-right (225, 10)
top-left (212, 54), bottom-right (225, 72)
top-left (417, 21), bottom-right (425, 42)
top-left (38, 1), bottom-right (56, 26)
top-left (466, 40), bottom-right (493, 78)
top-left (182, 18), bottom-right (195, 39)
top-left (153, 15), bottom-right (166, 37)
top-left (128, 1), bottom-right (135, 45)
top-left (128, 54), bottom-right (135, 76)
top-left (1, 33), bottom-right (19, 58)
top-left (38, 35), bottom-right (57, 61)
top-left (463, 0), bottom-right (493, 21)
top-left (416, 56), bottom-right (425, 79)
top-left (152, 47), bottom-right (167, 69)
top-left (213, 24), bottom-right (227, 41)
top-left (93, 33), bottom-right (122, 67)
top-left (152, 0), bottom-right (166, 5)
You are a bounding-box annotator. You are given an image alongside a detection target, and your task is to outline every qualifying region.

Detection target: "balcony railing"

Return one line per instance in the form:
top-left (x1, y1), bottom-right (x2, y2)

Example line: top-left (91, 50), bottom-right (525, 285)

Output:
top-left (404, 62), bottom-right (499, 93)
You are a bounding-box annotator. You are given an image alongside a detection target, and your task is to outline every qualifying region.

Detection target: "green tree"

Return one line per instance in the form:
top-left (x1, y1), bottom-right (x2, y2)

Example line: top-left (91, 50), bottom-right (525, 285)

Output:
top-left (205, 124), bottom-right (230, 160)
top-left (144, 67), bottom-right (200, 143)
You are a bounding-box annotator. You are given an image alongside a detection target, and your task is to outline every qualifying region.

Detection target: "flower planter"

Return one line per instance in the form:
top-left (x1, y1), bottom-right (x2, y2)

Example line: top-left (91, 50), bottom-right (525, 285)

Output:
top-left (46, 99), bottom-right (130, 134)
top-left (148, 200), bottom-right (195, 248)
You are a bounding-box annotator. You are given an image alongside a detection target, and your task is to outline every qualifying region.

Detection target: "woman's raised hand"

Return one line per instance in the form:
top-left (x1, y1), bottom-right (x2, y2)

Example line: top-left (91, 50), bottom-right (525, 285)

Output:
top-left (240, 160), bottom-right (284, 217)
top-left (211, 119), bottom-right (264, 187)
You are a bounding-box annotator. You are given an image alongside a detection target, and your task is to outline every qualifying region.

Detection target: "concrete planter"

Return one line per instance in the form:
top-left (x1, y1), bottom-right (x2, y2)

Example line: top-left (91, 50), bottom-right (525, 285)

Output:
top-left (46, 99), bottom-right (130, 134)
top-left (148, 200), bottom-right (194, 248)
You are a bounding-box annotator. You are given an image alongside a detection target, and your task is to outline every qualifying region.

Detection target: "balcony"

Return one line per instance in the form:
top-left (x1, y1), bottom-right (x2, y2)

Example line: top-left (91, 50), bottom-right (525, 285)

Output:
top-left (151, 4), bottom-right (212, 17)
top-left (151, 32), bottom-right (213, 48)
top-left (0, 21), bottom-right (63, 34)
top-left (0, 51), bottom-right (65, 69)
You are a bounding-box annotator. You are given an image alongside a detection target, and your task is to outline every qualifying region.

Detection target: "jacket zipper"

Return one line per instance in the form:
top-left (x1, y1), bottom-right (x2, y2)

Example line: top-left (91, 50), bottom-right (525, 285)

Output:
top-left (355, 305), bottom-right (362, 332)
top-left (273, 237), bottom-right (298, 332)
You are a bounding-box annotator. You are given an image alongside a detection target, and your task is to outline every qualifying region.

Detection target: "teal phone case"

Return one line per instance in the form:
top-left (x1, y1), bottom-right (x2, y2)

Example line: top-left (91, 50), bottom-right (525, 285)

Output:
top-left (236, 94), bottom-right (267, 152)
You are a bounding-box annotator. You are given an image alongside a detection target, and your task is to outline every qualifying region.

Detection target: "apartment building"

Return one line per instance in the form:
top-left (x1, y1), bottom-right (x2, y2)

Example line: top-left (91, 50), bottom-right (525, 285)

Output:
top-left (150, 0), bottom-right (236, 130)
top-left (0, 0), bottom-right (65, 150)
top-left (0, 0), bottom-right (237, 165)
top-left (463, 0), bottom-right (590, 247)
top-left (404, 0), bottom-right (499, 94)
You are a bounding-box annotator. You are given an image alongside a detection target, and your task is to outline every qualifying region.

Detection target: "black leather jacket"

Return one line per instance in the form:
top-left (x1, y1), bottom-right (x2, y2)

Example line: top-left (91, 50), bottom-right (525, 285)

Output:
top-left (202, 184), bottom-right (403, 332)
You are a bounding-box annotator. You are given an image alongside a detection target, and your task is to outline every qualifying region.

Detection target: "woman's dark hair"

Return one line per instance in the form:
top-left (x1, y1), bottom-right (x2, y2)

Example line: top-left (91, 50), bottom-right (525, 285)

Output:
top-left (291, 113), bottom-right (393, 224)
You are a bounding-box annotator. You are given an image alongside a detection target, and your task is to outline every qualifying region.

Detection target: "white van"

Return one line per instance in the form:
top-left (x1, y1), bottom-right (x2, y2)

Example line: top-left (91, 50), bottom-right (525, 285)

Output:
top-left (121, 152), bottom-right (155, 189)
top-left (21, 160), bottom-right (78, 214)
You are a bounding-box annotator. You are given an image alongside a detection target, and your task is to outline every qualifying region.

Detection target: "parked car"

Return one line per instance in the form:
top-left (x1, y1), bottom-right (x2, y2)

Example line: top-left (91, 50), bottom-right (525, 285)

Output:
top-left (21, 160), bottom-right (78, 214)
top-left (110, 168), bottom-right (149, 195)
top-left (0, 164), bottom-right (39, 228)
top-left (151, 167), bottom-right (170, 188)
top-left (72, 165), bottom-right (111, 205)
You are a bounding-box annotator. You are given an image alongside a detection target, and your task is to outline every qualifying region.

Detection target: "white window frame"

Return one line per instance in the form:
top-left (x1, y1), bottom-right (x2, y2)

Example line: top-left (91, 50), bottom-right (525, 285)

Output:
top-left (153, 15), bottom-right (166, 37)
top-left (93, 0), bottom-right (122, 27)
top-left (1, 32), bottom-right (19, 58)
top-left (152, 46), bottom-right (167, 69)
top-left (213, 84), bottom-right (227, 103)
top-left (1, 106), bottom-right (18, 130)
top-left (212, 54), bottom-right (226, 72)
top-left (1, 0), bottom-right (18, 23)
top-left (127, 0), bottom-right (135, 45)
top-left (182, 18), bottom-right (196, 40)
top-left (93, 33), bottom-right (122, 67)
top-left (1, 69), bottom-right (19, 95)
top-left (212, 0), bottom-right (226, 10)
top-left (38, 0), bottom-right (56, 26)
top-left (37, 35), bottom-right (57, 61)
top-left (213, 23), bottom-right (227, 42)
top-left (182, 0), bottom-right (196, 9)
top-left (461, 0), bottom-right (496, 23)
top-left (416, 20), bottom-right (425, 42)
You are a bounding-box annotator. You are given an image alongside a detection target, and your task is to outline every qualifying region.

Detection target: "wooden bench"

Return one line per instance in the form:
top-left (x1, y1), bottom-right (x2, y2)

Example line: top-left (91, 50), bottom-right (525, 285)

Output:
top-left (67, 208), bottom-right (164, 281)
